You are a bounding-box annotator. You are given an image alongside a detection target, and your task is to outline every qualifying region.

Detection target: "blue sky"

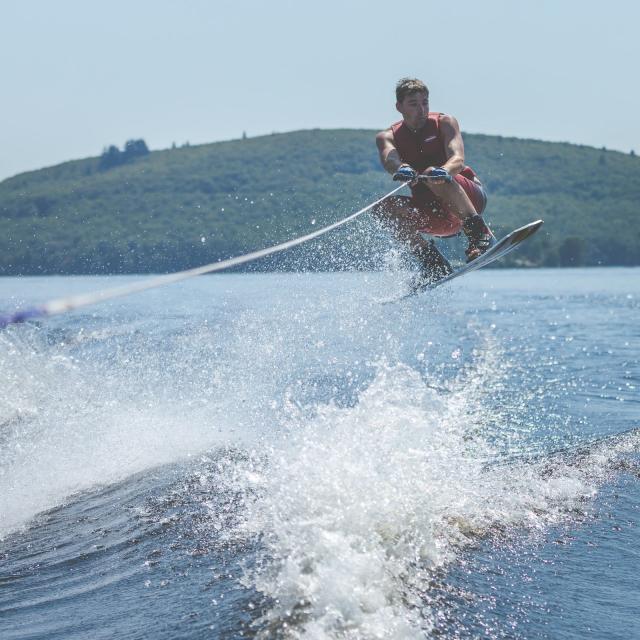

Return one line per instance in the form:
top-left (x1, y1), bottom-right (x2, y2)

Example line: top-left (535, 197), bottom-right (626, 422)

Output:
top-left (2, 0), bottom-right (639, 180)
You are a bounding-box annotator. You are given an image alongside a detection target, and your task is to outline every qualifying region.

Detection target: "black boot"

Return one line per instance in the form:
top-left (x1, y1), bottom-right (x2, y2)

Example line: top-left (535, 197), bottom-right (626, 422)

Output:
top-left (463, 215), bottom-right (495, 262)
top-left (411, 240), bottom-right (453, 288)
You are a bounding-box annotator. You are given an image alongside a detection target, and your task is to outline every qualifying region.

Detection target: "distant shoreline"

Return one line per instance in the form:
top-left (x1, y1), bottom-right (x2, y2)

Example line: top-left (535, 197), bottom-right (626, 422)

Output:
top-left (1, 129), bottom-right (638, 276)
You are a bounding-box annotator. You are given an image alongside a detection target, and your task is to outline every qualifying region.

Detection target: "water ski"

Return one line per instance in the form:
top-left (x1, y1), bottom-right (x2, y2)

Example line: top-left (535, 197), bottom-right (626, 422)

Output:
top-left (388, 219), bottom-right (544, 303)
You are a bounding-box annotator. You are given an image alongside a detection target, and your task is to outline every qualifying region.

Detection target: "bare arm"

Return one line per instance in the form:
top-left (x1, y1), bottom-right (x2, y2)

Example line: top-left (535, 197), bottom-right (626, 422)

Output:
top-left (376, 129), bottom-right (405, 175)
top-left (437, 114), bottom-right (466, 176)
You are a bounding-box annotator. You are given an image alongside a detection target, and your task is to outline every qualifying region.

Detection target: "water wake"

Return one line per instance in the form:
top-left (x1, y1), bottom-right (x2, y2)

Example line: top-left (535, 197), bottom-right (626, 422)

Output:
top-left (210, 349), bottom-right (638, 639)
top-left (2, 272), bottom-right (638, 639)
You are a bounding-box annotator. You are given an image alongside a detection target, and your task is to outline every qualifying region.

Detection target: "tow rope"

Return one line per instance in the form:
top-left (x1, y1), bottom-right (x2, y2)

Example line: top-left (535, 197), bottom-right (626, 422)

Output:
top-left (0, 183), bottom-right (406, 329)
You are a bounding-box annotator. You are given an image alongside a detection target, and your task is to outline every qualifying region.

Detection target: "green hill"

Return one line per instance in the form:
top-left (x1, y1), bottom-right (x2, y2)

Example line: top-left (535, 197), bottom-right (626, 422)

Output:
top-left (1, 130), bottom-right (638, 275)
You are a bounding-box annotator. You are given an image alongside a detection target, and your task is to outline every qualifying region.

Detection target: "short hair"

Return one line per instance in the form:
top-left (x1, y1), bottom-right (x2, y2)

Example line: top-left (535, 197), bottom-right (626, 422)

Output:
top-left (395, 78), bottom-right (429, 103)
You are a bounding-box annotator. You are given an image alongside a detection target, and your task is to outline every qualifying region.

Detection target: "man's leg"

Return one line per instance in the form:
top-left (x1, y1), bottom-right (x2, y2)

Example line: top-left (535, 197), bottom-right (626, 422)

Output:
top-left (372, 196), bottom-right (432, 257)
top-left (372, 196), bottom-right (452, 280)
top-left (426, 179), bottom-right (477, 220)
top-left (428, 178), bottom-right (493, 261)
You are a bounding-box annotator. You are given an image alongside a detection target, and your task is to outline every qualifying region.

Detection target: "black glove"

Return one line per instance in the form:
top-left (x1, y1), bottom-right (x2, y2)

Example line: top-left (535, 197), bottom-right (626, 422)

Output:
top-left (392, 165), bottom-right (417, 182)
top-left (418, 167), bottom-right (452, 183)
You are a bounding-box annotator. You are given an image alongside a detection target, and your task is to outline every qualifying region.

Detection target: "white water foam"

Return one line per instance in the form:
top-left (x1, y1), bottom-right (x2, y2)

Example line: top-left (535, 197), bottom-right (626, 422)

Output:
top-left (229, 346), bottom-right (624, 639)
top-left (2, 276), bottom-right (635, 638)
top-left (0, 322), bottom-right (268, 538)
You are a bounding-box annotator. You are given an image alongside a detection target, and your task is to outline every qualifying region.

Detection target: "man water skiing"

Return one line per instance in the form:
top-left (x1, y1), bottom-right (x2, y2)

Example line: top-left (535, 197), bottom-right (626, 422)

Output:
top-left (374, 78), bottom-right (494, 285)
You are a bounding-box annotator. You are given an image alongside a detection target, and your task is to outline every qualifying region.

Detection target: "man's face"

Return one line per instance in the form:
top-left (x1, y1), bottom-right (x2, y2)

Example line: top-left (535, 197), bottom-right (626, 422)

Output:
top-left (396, 91), bottom-right (429, 129)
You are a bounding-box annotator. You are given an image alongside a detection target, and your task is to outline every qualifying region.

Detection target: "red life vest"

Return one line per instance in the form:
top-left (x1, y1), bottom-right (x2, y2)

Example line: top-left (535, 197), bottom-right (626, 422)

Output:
top-left (391, 113), bottom-right (448, 172)
top-left (390, 113), bottom-right (485, 236)
top-left (390, 112), bottom-right (478, 183)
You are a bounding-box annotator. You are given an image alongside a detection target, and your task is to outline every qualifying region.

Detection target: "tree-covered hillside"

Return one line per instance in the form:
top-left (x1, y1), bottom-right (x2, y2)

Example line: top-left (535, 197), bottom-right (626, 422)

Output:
top-left (0, 130), bottom-right (638, 275)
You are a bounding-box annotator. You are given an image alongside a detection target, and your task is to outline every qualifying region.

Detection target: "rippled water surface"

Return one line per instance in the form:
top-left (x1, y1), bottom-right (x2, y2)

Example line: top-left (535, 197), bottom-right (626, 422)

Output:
top-left (1, 268), bottom-right (638, 639)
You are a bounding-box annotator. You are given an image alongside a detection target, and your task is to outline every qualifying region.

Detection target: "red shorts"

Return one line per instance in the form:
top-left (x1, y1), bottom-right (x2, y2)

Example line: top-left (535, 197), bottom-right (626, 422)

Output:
top-left (405, 173), bottom-right (488, 237)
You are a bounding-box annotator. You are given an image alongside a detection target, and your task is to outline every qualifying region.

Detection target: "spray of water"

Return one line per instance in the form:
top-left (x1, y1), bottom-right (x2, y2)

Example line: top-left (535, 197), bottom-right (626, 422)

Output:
top-left (210, 344), bottom-right (632, 639)
top-left (1, 273), bottom-right (636, 639)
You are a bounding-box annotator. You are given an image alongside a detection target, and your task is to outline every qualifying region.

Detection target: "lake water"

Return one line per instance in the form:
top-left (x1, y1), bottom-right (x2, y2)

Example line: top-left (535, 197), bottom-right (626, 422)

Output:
top-left (0, 268), bottom-right (638, 639)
